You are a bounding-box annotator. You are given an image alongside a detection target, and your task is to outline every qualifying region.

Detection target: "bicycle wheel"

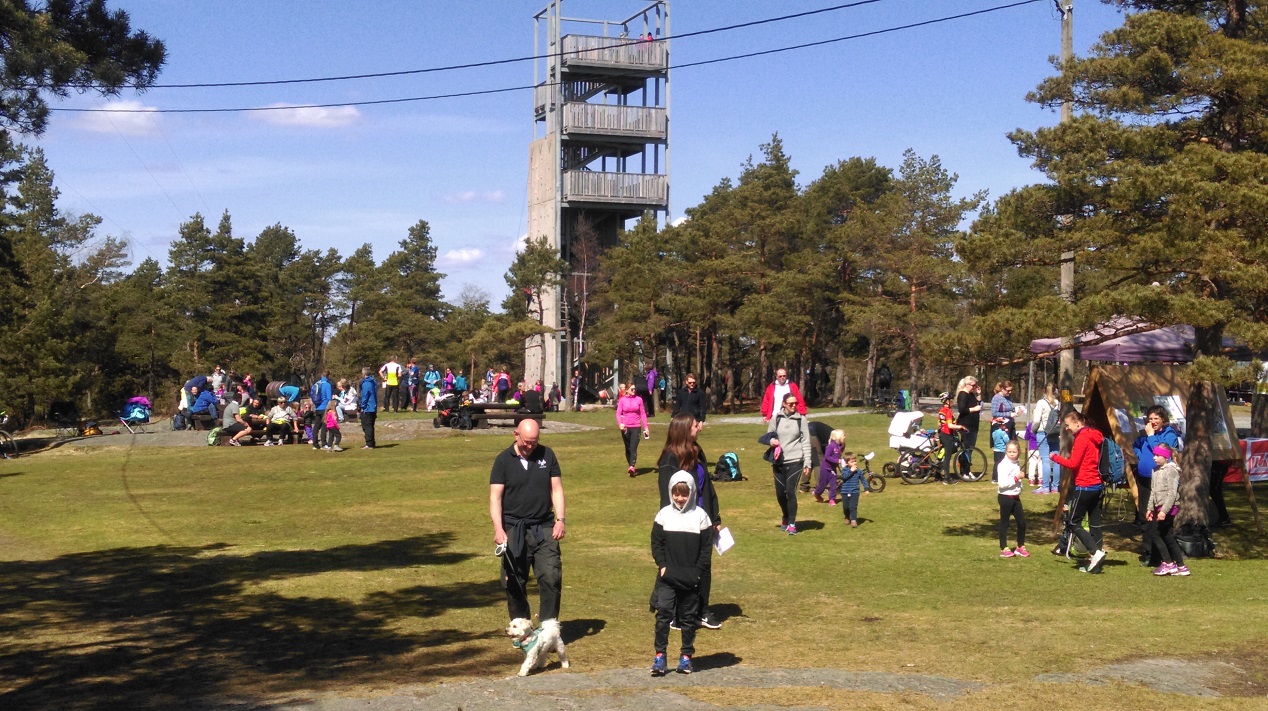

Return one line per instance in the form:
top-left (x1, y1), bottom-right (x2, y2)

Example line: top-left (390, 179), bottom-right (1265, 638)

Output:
top-left (958, 448), bottom-right (988, 482)
top-left (867, 472), bottom-right (886, 493)
top-left (0, 430), bottom-right (16, 459)
top-left (900, 452), bottom-right (935, 484)
top-left (882, 461), bottom-right (896, 477)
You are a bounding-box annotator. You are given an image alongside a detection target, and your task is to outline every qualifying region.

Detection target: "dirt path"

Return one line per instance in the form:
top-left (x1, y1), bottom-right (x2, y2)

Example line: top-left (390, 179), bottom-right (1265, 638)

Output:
top-left (215, 657), bottom-right (1257, 710)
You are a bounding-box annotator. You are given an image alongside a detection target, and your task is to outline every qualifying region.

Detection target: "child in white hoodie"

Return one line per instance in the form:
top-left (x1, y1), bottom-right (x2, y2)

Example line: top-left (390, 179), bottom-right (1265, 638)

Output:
top-left (650, 470), bottom-right (713, 676)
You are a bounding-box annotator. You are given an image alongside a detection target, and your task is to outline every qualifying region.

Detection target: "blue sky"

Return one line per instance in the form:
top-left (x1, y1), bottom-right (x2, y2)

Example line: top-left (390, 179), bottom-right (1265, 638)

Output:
top-left (32, 0), bottom-right (1125, 305)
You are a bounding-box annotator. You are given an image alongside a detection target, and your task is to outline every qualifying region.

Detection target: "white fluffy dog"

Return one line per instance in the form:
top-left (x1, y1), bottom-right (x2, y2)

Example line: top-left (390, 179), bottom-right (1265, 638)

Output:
top-left (506, 617), bottom-right (569, 677)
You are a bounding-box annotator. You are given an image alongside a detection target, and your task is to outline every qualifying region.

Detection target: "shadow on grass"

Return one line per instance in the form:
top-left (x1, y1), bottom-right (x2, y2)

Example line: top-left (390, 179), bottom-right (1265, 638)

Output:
top-left (561, 618), bottom-right (606, 643)
top-left (942, 514), bottom-right (1145, 548)
top-left (708, 603), bottom-right (744, 623)
top-left (693, 651), bottom-right (742, 671)
top-left (0, 533), bottom-right (501, 710)
top-left (794, 520), bottom-right (826, 532)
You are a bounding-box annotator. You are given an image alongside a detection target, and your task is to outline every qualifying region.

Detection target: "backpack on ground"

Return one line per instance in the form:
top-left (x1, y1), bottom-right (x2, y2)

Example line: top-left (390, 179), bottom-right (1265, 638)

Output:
top-left (207, 426), bottom-right (222, 446)
top-left (172, 412), bottom-right (187, 431)
top-left (1099, 436), bottom-right (1126, 486)
top-left (713, 452), bottom-right (743, 481)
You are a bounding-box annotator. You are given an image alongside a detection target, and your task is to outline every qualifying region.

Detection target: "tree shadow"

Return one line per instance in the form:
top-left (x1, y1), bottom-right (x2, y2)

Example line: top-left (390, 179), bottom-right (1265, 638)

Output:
top-left (0, 533), bottom-right (503, 710)
top-left (560, 618), bottom-right (606, 643)
top-left (942, 515), bottom-right (1142, 548)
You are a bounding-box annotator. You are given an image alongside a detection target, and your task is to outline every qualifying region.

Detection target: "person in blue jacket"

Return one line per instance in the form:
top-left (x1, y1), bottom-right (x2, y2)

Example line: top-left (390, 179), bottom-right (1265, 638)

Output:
top-left (359, 367), bottom-right (378, 449)
top-left (1132, 406), bottom-right (1181, 561)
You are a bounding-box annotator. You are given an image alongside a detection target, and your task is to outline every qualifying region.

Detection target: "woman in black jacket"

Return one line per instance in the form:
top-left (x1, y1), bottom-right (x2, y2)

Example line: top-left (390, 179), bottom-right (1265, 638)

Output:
top-left (955, 376), bottom-right (983, 480)
top-left (657, 412), bottom-right (723, 629)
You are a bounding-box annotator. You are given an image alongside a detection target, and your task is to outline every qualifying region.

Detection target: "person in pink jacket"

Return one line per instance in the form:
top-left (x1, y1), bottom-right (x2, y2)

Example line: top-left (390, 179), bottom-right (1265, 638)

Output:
top-left (617, 379), bottom-right (650, 476)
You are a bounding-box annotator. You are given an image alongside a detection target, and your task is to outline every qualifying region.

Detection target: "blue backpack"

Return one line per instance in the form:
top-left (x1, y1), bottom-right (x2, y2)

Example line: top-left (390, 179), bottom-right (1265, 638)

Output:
top-left (713, 452), bottom-right (743, 482)
top-left (1099, 436), bottom-right (1127, 486)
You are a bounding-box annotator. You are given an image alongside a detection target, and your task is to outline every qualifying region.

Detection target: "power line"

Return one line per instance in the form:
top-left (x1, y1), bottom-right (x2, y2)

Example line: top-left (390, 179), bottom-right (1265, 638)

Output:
top-left (82, 0), bottom-right (889, 90)
top-left (50, 0), bottom-right (1046, 116)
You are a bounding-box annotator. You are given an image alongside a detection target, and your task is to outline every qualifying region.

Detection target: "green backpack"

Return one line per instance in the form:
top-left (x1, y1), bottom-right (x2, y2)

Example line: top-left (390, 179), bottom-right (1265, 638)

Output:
top-left (207, 426), bottom-right (222, 446)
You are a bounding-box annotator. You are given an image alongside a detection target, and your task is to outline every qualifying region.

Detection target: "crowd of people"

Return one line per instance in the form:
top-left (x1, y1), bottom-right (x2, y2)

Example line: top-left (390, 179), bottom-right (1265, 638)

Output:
top-left (176, 367), bottom-right (382, 449)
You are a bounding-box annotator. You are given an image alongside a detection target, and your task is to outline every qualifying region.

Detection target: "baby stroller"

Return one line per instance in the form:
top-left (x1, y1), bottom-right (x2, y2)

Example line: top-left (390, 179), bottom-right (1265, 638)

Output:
top-left (119, 396), bottom-right (153, 434)
top-left (886, 411), bottom-right (937, 480)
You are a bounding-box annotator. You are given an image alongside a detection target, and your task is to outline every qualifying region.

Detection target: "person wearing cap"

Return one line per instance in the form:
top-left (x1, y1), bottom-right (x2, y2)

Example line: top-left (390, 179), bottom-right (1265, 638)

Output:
top-left (937, 392), bottom-right (966, 484)
top-left (1143, 444), bottom-right (1189, 576)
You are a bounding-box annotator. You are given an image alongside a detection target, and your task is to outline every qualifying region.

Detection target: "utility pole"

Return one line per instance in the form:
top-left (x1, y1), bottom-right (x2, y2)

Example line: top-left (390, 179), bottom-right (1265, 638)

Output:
top-left (1057, 0), bottom-right (1075, 438)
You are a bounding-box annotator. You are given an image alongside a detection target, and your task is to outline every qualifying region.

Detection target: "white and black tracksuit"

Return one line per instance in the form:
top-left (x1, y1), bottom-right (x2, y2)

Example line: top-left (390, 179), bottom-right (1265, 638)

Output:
top-left (651, 470), bottom-right (712, 657)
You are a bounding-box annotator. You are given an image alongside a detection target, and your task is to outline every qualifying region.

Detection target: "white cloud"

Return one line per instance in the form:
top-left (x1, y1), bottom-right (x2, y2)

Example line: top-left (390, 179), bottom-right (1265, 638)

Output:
top-left (439, 247), bottom-right (484, 266)
top-left (443, 190), bottom-right (506, 205)
top-left (73, 100), bottom-right (160, 136)
top-left (255, 104), bottom-right (361, 128)
top-left (671, 215), bottom-right (690, 227)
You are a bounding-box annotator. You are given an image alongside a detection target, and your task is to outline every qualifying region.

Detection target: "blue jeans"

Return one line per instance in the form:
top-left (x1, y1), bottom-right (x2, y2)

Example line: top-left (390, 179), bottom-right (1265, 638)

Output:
top-left (1037, 433), bottom-right (1058, 490)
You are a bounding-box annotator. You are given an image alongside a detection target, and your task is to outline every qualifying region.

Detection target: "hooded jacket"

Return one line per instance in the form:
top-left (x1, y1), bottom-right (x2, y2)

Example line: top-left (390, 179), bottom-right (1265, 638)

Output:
top-left (651, 470), bottom-right (713, 590)
top-left (766, 410), bottom-right (812, 467)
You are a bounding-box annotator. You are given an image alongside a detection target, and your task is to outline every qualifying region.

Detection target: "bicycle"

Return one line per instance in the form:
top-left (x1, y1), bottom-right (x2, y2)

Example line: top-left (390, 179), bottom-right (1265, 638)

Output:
top-left (0, 411), bottom-right (17, 459)
top-left (860, 451), bottom-right (886, 493)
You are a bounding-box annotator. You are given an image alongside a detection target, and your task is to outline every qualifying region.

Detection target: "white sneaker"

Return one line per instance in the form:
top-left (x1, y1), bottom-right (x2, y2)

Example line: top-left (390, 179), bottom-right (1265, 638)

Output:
top-left (322, 445), bottom-right (331, 450)
top-left (331, 445), bottom-right (344, 452)
top-left (1086, 549), bottom-right (1106, 572)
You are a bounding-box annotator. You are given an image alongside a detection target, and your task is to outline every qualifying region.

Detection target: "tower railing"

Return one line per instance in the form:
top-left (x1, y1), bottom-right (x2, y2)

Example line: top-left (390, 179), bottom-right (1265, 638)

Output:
top-left (562, 103), bottom-right (666, 138)
top-left (561, 34), bottom-right (667, 71)
top-left (564, 170), bottom-right (668, 205)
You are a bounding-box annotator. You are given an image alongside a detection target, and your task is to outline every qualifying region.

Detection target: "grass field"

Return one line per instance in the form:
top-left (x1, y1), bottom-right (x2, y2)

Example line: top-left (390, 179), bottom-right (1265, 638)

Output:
top-left (1, 409), bottom-right (1266, 709)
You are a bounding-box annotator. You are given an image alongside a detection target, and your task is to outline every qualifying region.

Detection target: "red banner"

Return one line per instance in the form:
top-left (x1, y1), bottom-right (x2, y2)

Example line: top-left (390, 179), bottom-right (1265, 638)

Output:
top-left (1237, 438), bottom-right (1268, 483)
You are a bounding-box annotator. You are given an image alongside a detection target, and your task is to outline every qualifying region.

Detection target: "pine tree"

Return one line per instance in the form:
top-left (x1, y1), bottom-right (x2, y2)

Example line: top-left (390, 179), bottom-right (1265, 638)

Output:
top-left (965, 1), bottom-right (1268, 527)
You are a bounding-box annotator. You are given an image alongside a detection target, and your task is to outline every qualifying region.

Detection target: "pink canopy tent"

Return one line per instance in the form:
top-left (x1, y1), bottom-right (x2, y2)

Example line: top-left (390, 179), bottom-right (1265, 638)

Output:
top-left (1030, 321), bottom-right (1256, 363)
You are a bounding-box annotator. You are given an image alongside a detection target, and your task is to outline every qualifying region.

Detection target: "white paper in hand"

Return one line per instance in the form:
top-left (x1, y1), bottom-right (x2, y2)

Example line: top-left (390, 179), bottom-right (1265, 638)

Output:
top-left (714, 526), bottom-right (735, 555)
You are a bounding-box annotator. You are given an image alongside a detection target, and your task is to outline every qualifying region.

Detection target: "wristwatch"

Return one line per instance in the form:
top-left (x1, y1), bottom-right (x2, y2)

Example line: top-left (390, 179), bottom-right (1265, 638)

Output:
top-left (556, 517), bottom-right (566, 523)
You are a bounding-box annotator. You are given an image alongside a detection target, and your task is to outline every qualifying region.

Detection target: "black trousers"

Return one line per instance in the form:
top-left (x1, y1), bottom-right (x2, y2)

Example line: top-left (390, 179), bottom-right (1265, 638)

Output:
top-left (1144, 514), bottom-right (1184, 565)
top-left (621, 428), bottom-right (641, 467)
top-left (266, 422), bottom-right (295, 443)
top-left (360, 411), bottom-right (376, 448)
top-left (774, 460), bottom-right (803, 526)
top-left (939, 432), bottom-right (959, 480)
top-left (1068, 488), bottom-right (1104, 553)
top-left (653, 580), bottom-right (699, 656)
top-left (501, 524), bottom-right (562, 621)
top-left (998, 494), bottom-right (1026, 549)
top-left (960, 427), bottom-right (980, 478)
top-left (384, 385), bottom-right (400, 412)
top-left (312, 408), bottom-right (328, 448)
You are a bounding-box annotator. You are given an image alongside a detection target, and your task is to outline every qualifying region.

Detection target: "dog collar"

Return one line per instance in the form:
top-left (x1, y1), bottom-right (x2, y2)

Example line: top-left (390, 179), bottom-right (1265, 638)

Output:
top-left (512, 629), bottom-right (540, 654)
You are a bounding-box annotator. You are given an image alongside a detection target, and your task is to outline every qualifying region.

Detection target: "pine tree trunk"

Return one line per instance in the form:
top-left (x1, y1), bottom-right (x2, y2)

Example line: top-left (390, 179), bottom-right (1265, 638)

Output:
top-left (1252, 393), bottom-right (1268, 438)
top-left (833, 349), bottom-right (848, 406)
top-left (864, 340), bottom-right (877, 403)
top-left (1178, 380), bottom-right (1216, 529)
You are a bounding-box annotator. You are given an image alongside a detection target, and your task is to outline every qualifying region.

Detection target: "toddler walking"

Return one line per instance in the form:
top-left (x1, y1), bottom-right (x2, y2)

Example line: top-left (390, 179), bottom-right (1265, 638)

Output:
top-left (836, 452), bottom-right (871, 528)
top-left (996, 441), bottom-right (1028, 557)
top-left (813, 429), bottom-right (846, 505)
top-left (324, 397), bottom-right (344, 452)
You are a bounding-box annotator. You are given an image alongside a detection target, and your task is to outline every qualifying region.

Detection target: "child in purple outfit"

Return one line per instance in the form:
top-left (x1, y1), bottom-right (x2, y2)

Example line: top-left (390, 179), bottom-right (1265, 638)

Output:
top-left (813, 429), bottom-right (846, 506)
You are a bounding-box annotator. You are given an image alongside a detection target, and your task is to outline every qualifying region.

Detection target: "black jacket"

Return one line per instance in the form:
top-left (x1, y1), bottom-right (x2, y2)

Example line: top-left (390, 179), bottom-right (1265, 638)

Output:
top-left (674, 386), bottom-right (706, 422)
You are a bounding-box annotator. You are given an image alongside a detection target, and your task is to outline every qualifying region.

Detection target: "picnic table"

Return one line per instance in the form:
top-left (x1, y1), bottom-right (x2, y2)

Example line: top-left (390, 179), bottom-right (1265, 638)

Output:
top-left (433, 401), bottom-right (545, 430)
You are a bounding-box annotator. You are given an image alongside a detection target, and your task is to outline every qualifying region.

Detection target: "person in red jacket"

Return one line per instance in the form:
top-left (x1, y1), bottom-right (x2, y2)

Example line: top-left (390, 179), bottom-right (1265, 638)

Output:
top-left (761, 369), bottom-right (807, 421)
top-left (1049, 410), bottom-right (1108, 573)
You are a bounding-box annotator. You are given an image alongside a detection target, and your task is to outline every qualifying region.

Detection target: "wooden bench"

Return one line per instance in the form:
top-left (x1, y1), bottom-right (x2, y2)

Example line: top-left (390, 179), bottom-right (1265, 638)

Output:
top-left (470, 411), bottom-right (545, 429)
